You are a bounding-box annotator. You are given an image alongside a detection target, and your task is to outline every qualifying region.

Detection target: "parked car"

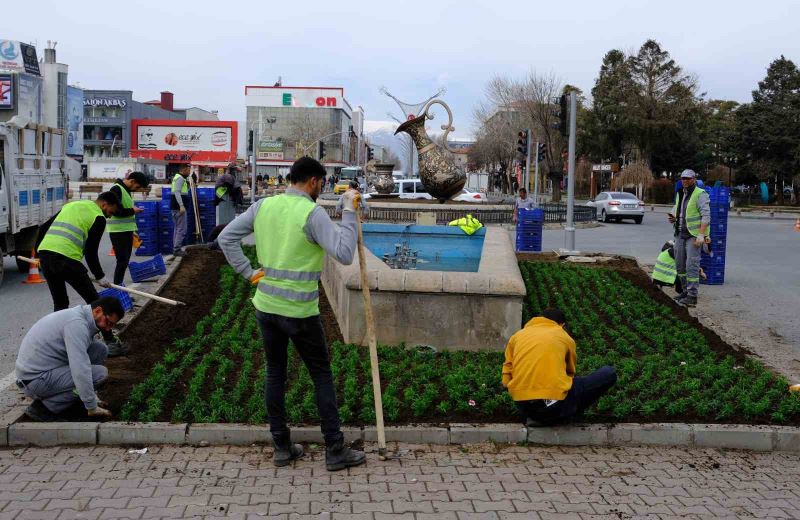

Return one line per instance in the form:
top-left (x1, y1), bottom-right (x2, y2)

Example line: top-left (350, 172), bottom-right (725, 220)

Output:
top-left (364, 178), bottom-right (434, 200)
top-left (587, 191), bottom-right (645, 224)
top-left (452, 188), bottom-right (487, 203)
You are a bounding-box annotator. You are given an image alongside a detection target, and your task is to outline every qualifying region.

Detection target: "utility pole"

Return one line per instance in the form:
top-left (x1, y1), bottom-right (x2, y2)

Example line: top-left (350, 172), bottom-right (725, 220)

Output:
top-left (533, 140), bottom-right (541, 207)
top-left (564, 91), bottom-right (578, 253)
top-left (251, 127), bottom-right (258, 204)
top-left (524, 129), bottom-right (531, 196)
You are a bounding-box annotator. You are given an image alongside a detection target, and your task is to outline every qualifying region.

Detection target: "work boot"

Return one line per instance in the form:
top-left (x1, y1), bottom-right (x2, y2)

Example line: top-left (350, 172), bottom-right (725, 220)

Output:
top-left (325, 440), bottom-right (366, 471)
top-left (106, 337), bottom-right (130, 357)
top-left (680, 296), bottom-right (697, 307)
top-left (673, 294), bottom-right (687, 305)
top-left (24, 400), bottom-right (62, 422)
top-left (273, 441), bottom-right (304, 467)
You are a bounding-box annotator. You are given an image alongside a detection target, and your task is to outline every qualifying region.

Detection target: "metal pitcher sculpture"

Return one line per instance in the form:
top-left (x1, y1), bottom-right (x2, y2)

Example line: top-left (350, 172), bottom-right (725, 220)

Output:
top-left (395, 99), bottom-right (466, 202)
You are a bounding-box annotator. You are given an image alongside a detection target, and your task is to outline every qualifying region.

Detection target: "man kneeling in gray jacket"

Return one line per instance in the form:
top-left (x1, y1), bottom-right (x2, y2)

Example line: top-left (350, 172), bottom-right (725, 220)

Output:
top-left (16, 296), bottom-right (124, 421)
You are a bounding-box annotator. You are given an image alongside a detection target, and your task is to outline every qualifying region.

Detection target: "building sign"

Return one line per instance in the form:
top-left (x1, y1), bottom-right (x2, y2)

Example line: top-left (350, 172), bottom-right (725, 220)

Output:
top-left (0, 73), bottom-right (12, 109)
top-left (245, 86), bottom-right (350, 116)
top-left (0, 40), bottom-right (40, 76)
top-left (257, 138), bottom-right (283, 160)
top-left (65, 86), bottom-right (84, 155)
top-left (129, 119), bottom-right (238, 163)
top-left (84, 97), bottom-right (127, 108)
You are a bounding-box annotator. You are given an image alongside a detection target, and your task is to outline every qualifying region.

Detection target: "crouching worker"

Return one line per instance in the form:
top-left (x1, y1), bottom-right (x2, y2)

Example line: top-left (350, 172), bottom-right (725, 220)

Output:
top-left (502, 309), bottom-right (617, 426)
top-left (15, 297), bottom-right (122, 422)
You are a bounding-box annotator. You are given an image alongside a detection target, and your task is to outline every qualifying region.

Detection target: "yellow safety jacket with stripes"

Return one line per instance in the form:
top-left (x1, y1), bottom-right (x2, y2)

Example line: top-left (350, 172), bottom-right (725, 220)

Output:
top-left (106, 184), bottom-right (137, 233)
top-left (38, 200), bottom-right (104, 262)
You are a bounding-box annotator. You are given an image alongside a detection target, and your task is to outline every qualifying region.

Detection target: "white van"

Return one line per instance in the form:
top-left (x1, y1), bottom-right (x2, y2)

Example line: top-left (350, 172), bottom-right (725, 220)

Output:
top-left (365, 178), bottom-right (433, 200)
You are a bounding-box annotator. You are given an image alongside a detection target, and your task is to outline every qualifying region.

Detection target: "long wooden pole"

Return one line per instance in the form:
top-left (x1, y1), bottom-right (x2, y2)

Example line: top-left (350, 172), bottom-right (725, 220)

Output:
top-left (103, 282), bottom-right (185, 306)
top-left (355, 211), bottom-right (387, 458)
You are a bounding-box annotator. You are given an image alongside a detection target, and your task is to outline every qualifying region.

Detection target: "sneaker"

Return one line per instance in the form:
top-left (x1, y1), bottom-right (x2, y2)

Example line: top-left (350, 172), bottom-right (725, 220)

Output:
top-left (106, 337), bottom-right (130, 357)
top-left (273, 442), bottom-right (304, 467)
top-left (325, 440), bottom-right (366, 471)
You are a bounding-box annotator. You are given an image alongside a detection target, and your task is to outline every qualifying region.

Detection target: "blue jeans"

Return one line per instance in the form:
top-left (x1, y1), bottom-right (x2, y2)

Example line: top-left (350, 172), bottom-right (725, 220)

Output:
top-left (255, 310), bottom-right (343, 446)
top-left (516, 366), bottom-right (617, 425)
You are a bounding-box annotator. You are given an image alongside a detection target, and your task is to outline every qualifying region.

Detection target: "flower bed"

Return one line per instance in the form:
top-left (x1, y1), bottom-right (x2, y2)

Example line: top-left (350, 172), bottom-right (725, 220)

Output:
top-left (109, 248), bottom-right (800, 425)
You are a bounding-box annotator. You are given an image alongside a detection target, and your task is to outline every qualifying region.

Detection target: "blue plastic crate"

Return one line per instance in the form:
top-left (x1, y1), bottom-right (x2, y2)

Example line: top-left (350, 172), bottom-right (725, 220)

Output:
top-left (128, 254), bottom-right (167, 281)
top-left (97, 286), bottom-right (134, 312)
top-left (516, 243), bottom-right (542, 253)
top-left (134, 245), bottom-right (159, 257)
top-left (196, 187), bottom-right (215, 199)
top-left (161, 187), bottom-right (172, 200)
top-left (701, 270), bottom-right (725, 285)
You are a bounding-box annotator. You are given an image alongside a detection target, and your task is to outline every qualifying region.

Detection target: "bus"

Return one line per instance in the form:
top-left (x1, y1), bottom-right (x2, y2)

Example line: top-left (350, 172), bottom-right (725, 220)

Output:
top-left (334, 166), bottom-right (364, 194)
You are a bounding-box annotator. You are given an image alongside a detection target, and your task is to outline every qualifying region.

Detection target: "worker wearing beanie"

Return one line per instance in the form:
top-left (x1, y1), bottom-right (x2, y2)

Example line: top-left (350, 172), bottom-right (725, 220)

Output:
top-left (217, 157), bottom-right (367, 471)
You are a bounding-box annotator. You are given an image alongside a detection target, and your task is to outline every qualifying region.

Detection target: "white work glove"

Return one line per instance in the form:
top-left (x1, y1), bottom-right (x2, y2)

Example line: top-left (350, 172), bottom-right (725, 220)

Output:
top-left (341, 189), bottom-right (361, 213)
top-left (96, 277), bottom-right (111, 288)
top-left (693, 234), bottom-right (705, 247)
top-left (178, 206), bottom-right (186, 214)
top-left (87, 406), bottom-right (112, 418)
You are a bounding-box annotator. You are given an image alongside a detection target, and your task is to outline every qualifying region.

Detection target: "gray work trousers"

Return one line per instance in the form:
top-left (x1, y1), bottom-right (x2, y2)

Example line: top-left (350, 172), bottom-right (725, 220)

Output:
top-left (674, 236), bottom-right (701, 298)
top-left (172, 209), bottom-right (187, 253)
top-left (215, 195), bottom-right (235, 227)
top-left (19, 341), bottom-right (108, 413)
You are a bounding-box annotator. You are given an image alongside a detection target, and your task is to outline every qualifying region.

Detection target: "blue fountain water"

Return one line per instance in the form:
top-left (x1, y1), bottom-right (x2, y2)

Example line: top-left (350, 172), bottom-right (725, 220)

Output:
top-left (361, 224), bottom-right (485, 272)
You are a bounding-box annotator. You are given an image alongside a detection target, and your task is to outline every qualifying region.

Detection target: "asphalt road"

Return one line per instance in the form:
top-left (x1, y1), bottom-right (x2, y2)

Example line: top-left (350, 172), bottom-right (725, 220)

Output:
top-left (1, 209), bottom-right (798, 381)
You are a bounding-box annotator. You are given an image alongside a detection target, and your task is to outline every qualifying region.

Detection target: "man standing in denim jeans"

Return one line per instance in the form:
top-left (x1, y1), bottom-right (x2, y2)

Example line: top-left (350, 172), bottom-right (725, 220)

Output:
top-left (218, 157), bottom-right (366, 470)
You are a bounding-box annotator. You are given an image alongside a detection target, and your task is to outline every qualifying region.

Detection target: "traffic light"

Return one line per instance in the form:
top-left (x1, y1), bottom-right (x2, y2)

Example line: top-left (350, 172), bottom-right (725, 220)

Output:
top-left (367, 147), bottom-right (374, 161)
top-left (317, 141), bottom-right (326, 160)
top-left (537, 143), bottom-right (546, 163)
top-left (247, 130), bottom-right (254, 153)
top-left (558, 95), bottom-right (568, 137)
top-left (517, 130), bottom-right (528, 157)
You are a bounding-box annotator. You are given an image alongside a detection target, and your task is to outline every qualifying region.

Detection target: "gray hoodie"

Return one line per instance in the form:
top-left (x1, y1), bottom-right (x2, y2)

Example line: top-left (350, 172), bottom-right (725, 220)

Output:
top-left (15, 305), bottom-right (100, 409)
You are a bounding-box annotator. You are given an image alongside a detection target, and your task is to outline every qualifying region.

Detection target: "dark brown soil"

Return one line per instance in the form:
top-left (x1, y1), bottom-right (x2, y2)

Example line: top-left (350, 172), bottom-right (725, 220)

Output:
top-left (99, 249), bottom-right (226, 414)
top-left (319, 285), bottom-right (344, 344)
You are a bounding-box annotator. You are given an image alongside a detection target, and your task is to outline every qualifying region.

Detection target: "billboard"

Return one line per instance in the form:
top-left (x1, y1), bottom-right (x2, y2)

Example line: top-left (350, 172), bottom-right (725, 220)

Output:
top-left (66, 86), bottom-right (84, 155)
top-left (0, 40), bottom-right (40, 76)
top-left (257, 138), bottom-right (283, 160)
top-left (0, 73), bottom-right (12, 109)
top-left (245, 86), bottom-right (351, 116)
top-left (130, 120), bottom-right (238, 163)
top-left (17, 73), bottom-right (42, 124)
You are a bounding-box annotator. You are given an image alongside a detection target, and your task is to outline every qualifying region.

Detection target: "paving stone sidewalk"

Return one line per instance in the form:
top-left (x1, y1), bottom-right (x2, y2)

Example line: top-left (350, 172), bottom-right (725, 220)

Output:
top-left (0, 442), bottom-right (798, 519)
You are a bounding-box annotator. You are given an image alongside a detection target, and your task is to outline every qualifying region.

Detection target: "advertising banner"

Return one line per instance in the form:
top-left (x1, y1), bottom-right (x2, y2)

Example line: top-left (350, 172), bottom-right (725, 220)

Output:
top-left (0, 40), bottom-right (40, 76)
top-left (130, 120), bottom-right (238, 163)
top-left (257, 138), bottom-right (283, 160)
top-left (137, 125), bottom-right (231, 151)
top-left (0, 73), bottom-right (12, 109)
top-left (66, 86), bottom-right (84, 155)
top-left (17, 73), bottom-right (42, 124)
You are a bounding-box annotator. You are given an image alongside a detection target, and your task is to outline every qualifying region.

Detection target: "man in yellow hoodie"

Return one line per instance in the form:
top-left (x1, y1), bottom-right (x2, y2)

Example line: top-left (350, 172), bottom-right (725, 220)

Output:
top-left (502, 309), bottom-right (616, 426)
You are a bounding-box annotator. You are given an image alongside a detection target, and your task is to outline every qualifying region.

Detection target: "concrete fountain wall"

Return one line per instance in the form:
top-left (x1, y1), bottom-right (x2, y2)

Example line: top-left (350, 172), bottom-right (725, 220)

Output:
top-left (321, 225), bottom-right (525, 351)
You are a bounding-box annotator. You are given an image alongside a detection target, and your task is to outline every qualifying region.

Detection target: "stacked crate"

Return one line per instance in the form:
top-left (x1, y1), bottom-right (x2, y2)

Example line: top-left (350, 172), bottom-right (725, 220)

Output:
top-left (158, 198), bottom-right (174, 254)
top-left (700, 186), bottom-right (730, 285)
top-left (134, 201), bottom-right (159, 256)
top-left (158, 185), bottom-right (217, 250)
top-left (515, 208), bottom-right (544, 252)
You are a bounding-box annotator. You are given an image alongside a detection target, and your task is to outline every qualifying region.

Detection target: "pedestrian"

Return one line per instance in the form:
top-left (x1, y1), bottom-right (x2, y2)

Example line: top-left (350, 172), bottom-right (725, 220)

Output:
top-left (513, 187), bottom-right (535, 223)
top-left (36, 192), bottom-right (128, 356)
top-left (328, 175), bottom-right (335, 191)
top-left (108, 171), bottom-right (149, 286)
top-left (502, 309), bottom-right (617, 427)
top-left (668, 169), bottom-right (710, 307)
top-left (335, 180), bottom-right (368, 218)
top-left (170, 166), bottom-right (191, 257)
top-left (218, 157), bottom-right (366, 470)
top-left (15, 296), bottom-right (122, 422)
top-left (277, 173), bottom-right (284, 185)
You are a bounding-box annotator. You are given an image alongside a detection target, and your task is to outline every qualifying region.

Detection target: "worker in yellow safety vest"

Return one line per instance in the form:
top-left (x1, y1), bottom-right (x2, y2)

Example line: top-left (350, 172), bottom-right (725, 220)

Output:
top-left (668, 169), bottom-right (710, 307)
top-left (448, 214), bottom-right (483, 235)
top-left (35, 192), bottom-right (130, 356)
top-left (216, 157), bottom-right (367, 471)
top-left (107, 171), bottom-right (150, 286)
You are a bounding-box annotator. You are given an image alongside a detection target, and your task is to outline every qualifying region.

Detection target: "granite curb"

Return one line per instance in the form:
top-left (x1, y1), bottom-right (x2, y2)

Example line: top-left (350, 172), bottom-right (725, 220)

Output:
top-left (2, 421), bottom-right (796, 451)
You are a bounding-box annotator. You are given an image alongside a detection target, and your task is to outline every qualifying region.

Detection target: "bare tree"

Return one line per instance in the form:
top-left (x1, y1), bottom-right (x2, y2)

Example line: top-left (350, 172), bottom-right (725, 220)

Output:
top-left (286, 113), bottom-right (336, 160)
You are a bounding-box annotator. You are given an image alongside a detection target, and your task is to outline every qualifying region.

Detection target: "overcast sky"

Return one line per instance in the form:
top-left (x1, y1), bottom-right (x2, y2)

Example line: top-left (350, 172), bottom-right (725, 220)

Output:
top-left (4, 0), bottom-right (798, 139)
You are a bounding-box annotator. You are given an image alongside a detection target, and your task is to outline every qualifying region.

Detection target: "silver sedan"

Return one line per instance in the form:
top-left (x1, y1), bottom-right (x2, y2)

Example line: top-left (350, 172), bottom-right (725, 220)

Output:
top-left (587, 191), bottom-right (645, 224)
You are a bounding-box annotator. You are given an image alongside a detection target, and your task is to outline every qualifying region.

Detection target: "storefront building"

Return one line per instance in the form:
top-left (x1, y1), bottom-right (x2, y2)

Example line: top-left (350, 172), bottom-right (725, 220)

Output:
top-left (128, 119), bottom-right (238, 182)
top-left (244, 85), bottom-right (363, 177)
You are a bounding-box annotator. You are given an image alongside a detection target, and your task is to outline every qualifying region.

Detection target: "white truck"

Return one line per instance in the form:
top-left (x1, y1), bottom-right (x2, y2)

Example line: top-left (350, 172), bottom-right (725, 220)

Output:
top-left (0, 120), bottom-right (69, 287)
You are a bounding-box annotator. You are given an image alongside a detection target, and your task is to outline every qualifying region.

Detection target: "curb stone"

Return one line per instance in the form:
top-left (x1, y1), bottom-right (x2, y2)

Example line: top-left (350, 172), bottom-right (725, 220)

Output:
top-left (2, 421), bottom-right (794, 451)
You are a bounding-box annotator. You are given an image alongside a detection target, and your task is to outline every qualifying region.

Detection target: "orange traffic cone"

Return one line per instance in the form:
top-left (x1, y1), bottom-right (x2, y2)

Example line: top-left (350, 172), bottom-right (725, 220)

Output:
top-left (108, 246), bottom-right (116, 256)
top-left (22, 251), bottom-right (45, 284)
top-left (794, 218), bottom-right (800, 232)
